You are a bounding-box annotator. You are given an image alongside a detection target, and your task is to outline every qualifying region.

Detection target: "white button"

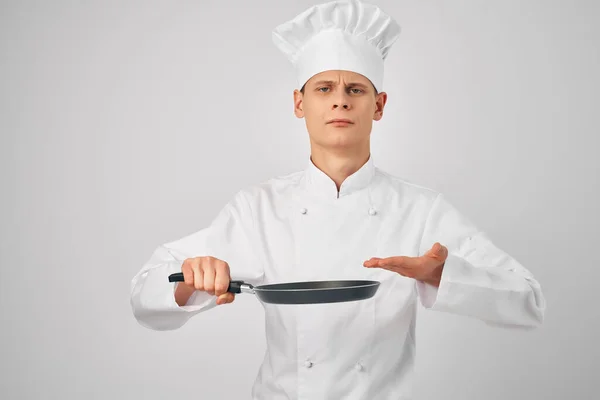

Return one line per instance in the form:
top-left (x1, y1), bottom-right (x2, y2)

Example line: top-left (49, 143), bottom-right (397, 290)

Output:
top-left (355, 362), bottom-right (364, 371)
top-left (368, 207), bottom-right (377, 216)
top-left (304, 359), bottom-right (313, 368)
top-left (300, 208), bottom-right (307, 214)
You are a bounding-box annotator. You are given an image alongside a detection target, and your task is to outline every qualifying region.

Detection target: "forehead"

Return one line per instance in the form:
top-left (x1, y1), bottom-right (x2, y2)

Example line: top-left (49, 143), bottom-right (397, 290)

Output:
top-left (306, 70), bottom-right (371, 86)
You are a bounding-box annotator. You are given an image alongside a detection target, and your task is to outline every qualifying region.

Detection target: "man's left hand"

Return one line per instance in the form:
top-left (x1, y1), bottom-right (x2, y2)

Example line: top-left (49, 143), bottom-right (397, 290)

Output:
top-left (363, 242), bottom-right (448, 287)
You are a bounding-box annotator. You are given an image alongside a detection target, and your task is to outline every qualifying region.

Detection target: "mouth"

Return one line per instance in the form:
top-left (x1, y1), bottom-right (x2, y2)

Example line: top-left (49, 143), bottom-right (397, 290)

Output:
top-left (327, 119), bottom-right (354, 125)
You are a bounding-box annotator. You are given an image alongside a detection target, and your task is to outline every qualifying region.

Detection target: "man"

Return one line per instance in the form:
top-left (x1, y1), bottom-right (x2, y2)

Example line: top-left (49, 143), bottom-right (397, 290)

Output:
top-left (130, 0), bottom-right (546, 398)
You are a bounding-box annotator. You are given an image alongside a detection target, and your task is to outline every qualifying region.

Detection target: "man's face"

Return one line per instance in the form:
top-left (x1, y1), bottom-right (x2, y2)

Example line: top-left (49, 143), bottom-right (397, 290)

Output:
top-left (293, 70), bottom-right (387, 151)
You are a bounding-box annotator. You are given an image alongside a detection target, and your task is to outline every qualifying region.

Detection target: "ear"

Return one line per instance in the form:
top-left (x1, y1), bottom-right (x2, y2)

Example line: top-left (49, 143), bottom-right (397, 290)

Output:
top-left (293, 89), bottom-right (304, 118)
top-left (373, 92), bottom-right (387, 121)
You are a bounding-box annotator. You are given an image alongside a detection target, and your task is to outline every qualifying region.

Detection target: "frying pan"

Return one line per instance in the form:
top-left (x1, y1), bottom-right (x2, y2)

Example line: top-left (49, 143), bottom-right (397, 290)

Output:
top-left (168, 273), bottom-right (380, 304)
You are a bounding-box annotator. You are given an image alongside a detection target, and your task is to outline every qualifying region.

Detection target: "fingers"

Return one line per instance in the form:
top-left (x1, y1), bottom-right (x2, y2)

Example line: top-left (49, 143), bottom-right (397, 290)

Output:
top-left (379, 256), bottom-right (417, 268)
top-left (182, 259), bottom-right (195, 287)
top-left (194, 256), bottom-right (231, 297)
top-left (214, 261), bottom-right (231, 297)
top-left (364, 256), bottom-right (417, 268)
top-left (365, 243), bottom-right (448, 269)
top-left (203, 260), bottom-right (216, 295)
top-left (182, 258), bottom-right (204, 290)
top-left (181, 256), bottom-right (234, 305)
top-left (363, 255), bottom-right (423, 280)
top-left (363, 257), bottom-right (381, 267)
top-left (363, 258), bottom-right (400, 276)
top-left (192, 260), bottom-right (204, 291)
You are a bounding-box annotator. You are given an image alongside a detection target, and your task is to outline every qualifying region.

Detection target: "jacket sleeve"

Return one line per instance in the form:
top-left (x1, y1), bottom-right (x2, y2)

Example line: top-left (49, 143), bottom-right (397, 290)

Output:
top-left (130, 189), bottom-right (264, 331)
top-left (415, 192), bottom-right (546, 329)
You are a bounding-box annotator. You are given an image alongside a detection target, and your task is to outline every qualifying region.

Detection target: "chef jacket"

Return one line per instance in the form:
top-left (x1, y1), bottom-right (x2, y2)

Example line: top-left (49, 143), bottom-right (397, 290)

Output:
top-left (130, 155), bottom-right (545, 400)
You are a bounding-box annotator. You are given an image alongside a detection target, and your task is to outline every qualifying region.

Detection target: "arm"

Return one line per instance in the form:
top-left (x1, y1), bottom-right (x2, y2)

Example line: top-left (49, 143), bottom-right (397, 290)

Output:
top-left (416, 192), bottom-right (546, 329)
top-left (129, 189), bottom-right (264, 331)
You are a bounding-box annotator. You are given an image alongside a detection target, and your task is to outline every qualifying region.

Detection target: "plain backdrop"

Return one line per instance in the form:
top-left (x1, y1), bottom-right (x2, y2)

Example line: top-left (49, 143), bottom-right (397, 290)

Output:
top-left (1, 0), bottom-right (598, 399)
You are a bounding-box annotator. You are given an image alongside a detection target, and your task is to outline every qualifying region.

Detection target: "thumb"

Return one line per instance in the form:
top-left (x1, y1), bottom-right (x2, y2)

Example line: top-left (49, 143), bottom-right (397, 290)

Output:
top-left (428, 242), bottom-right (447, 258)
top-left (216, 292), bottom-right (235, 305)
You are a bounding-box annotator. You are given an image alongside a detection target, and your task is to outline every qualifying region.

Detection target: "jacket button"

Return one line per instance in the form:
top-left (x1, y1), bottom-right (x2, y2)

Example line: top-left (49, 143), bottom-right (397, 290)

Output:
top-left (355, 362), bottom-right (364, 371)
top-left (304, 359), bottom-right (313, 368)
top-left (368, 207), bottom-right (377, 216)
top-left (300, 208), bottom-right (307, 214)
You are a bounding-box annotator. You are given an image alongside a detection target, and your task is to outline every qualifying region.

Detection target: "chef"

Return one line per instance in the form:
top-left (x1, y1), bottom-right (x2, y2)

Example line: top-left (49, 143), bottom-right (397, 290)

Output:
top-left (130, 0), bottom-right (546, 398)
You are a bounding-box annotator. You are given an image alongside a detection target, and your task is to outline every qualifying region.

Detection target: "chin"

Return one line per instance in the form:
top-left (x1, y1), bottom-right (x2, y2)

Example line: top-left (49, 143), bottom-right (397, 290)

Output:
top-left (308, 125), bottom-right (368, 149)
top-left (319, 135), bottom-right (363, 149)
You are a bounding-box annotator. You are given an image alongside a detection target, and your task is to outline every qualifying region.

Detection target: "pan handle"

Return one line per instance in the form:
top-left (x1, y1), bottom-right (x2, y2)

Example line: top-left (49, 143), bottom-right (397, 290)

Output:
top-left (168, 272), bottom-right (250, 294)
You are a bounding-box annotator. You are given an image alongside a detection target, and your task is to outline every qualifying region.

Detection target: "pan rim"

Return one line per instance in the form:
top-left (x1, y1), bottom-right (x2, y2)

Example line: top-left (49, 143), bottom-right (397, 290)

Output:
top-left (254, 279), bottom-right (380, 292)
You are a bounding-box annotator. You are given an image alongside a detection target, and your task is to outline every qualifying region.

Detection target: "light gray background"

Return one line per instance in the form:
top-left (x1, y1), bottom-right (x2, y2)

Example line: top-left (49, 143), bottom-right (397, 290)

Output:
top-left (1, 0), bottom-right (598, 399)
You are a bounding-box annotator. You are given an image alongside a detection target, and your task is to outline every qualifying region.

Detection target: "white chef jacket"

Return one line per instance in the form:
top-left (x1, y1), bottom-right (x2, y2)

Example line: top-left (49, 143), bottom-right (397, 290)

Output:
top-left (130, 155), bottom-right (545, 400)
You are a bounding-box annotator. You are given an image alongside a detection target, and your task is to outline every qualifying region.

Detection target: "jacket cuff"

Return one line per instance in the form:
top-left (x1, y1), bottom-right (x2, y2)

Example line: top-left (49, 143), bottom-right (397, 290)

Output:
top-left (415, 253), bottom-right (468, 310)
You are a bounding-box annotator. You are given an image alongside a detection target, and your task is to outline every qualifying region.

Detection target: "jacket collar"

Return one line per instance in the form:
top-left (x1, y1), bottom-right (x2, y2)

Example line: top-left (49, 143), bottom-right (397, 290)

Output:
top-left (302, 154), bottom-right (376, 200)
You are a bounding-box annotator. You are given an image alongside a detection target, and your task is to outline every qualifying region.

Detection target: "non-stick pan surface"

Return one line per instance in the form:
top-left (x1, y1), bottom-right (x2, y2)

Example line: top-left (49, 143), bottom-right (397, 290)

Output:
top-left (168, 273), bottom-right (380, 304)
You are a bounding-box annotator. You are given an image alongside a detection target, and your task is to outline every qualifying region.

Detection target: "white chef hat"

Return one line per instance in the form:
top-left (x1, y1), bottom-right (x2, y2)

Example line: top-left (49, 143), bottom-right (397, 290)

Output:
top-left (272, 0), bottom-right (401, 93)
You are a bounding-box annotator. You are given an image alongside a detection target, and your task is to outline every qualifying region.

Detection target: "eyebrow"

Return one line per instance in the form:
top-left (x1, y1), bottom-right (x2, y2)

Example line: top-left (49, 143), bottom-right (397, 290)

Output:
top-left (312, 80), bottom-right (369, 89)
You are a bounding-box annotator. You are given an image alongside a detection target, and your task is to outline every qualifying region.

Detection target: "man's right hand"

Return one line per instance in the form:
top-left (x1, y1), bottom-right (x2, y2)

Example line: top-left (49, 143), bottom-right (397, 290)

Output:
top-left (175, 256), bottom-right (235, 306)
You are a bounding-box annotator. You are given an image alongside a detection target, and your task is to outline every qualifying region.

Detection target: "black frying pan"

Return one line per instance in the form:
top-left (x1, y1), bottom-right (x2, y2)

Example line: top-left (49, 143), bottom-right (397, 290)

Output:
top-left (168, 273), bottom-right (380, 304)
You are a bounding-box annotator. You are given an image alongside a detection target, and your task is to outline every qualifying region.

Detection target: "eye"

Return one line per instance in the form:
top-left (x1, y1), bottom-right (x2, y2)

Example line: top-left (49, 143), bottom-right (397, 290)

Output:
top-left (317, 87), bottom-right (330, 92)
top-left (350, 88), bottom-right (363, 94)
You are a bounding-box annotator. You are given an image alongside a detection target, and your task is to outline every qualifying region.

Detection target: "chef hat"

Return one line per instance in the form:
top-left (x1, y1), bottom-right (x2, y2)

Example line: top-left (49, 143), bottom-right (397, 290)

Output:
top-left (272, 0), bottom-right (401, 93)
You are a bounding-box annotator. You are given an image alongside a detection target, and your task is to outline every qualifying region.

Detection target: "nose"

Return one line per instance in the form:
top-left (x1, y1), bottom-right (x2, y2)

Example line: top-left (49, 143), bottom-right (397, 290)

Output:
top-left (332, 88), bottom-right (351, 110)
top-left (333, 99), bottom-right (350, 110)
top-left (331, 88), bottom-right (352, 110)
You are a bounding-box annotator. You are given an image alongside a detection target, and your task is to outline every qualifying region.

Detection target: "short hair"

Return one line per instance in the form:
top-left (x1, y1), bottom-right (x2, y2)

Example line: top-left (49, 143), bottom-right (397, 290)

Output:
top-left (300, 82), bottom-right (379, 95)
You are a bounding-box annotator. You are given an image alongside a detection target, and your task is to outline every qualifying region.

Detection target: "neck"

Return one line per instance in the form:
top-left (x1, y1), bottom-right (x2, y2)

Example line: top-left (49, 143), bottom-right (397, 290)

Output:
top-left (309, 144), bottom-right (371, 192)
